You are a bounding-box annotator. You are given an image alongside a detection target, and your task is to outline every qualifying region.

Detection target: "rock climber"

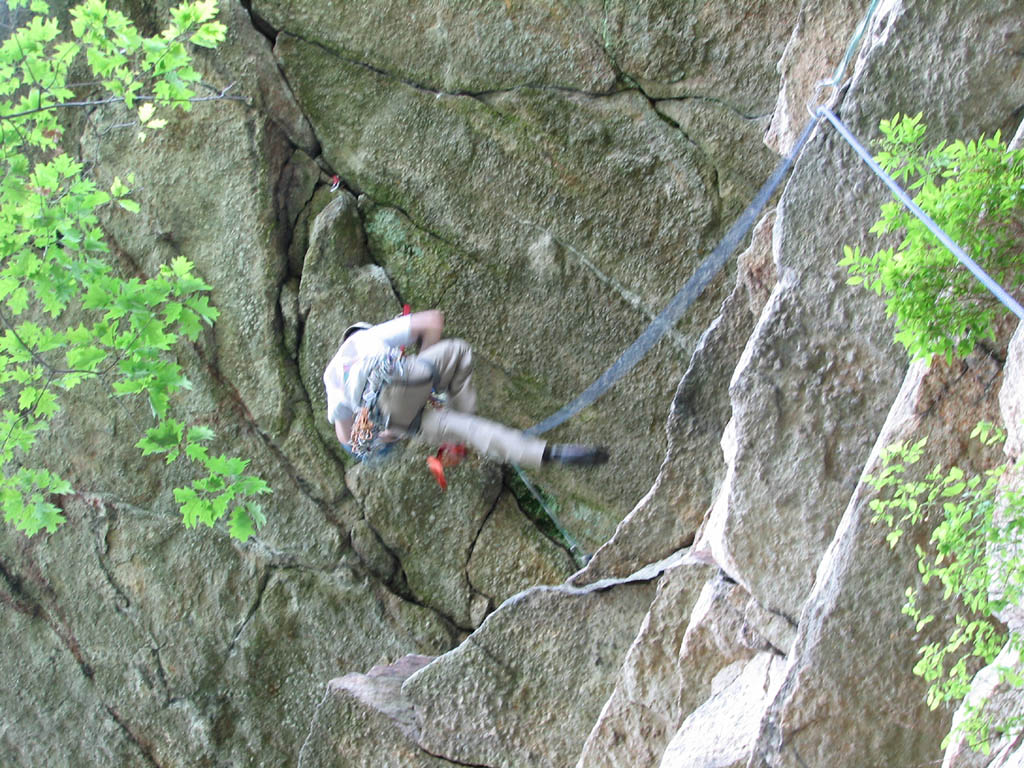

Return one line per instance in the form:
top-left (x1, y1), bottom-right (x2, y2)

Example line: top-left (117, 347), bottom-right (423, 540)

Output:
top-left (323, 309), bottom-right (609, 470)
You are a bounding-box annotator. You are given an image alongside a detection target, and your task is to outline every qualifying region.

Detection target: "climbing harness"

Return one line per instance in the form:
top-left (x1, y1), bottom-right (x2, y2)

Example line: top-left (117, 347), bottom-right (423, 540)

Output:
top-left (347, 304), bottom-right (420, 463)
top-left (346, 305), bottom-right (474, 487)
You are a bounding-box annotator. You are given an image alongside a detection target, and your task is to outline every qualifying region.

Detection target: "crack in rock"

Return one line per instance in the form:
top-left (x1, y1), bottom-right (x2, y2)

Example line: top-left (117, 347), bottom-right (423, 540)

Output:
top-left (226, 566), bottom-right (273, 657)
top-left (514, 219), bottom-right (691, 351)
top-left (104, 704), bottom-right (164, 768)
top-left (1, 549), bottom-right (94, 680)
top-left (280, 29), bottom-right (625, 103)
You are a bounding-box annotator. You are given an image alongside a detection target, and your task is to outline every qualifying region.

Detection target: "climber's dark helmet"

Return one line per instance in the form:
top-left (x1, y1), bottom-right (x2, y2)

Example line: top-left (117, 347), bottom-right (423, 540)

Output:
top-left (343, 322), bottom-right (372, 341)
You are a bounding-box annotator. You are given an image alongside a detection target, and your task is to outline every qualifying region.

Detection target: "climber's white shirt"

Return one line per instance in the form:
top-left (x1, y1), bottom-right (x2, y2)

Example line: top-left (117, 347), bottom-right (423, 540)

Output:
top-left (323, 316), bottom-right (413, 424)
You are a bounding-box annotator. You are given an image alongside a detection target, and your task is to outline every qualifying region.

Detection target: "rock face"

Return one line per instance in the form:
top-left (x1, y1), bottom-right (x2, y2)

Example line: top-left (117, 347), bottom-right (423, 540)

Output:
top-left (296, 655), bottom-right (450, 768)
top-left (750, 343), bottom-right (1009, 768)
top-left (402, 566), bottom-right (663, 768)
top-left (4, 1), bottom-right (1024, 767)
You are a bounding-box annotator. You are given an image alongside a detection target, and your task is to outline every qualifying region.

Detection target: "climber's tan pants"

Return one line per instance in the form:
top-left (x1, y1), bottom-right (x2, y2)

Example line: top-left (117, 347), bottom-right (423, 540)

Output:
top-left (418, 408), bottom-right (546, 469)
top-left (377, 338), bottom-right (546, 469)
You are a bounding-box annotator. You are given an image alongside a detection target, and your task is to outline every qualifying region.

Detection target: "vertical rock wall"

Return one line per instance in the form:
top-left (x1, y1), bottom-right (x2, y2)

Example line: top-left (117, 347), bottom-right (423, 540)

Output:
top-left (3, 0), bottom-right (1024, 766)
top-left (298, 1), bottom-right (1024, 767)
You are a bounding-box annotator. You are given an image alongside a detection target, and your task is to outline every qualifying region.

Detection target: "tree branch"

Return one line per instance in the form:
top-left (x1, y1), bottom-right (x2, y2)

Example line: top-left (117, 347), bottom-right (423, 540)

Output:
top-left (0, 83), bottom-right (243, 123)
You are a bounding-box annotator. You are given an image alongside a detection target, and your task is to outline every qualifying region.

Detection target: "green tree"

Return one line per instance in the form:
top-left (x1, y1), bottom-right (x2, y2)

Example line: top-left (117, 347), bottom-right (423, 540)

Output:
top-left (870, 424), bottom-right (1024, 753)
top-left (841, 113), bottom-right (1024, 363)
top-left (0, 0), bottom-right (270, 540)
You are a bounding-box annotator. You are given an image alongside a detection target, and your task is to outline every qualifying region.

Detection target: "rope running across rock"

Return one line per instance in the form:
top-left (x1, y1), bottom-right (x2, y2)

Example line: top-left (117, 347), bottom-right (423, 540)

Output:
top-left (514, 0), bottom-right (1024, 563)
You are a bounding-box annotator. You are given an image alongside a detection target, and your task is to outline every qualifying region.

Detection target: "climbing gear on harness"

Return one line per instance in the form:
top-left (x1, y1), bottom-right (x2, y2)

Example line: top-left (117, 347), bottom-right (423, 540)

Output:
top-left (349, 348), bottom-right (405, 460)
top-left (542, 444), bottom-right (610, 466)
top-left (346, 305), bottom-right (447, 465)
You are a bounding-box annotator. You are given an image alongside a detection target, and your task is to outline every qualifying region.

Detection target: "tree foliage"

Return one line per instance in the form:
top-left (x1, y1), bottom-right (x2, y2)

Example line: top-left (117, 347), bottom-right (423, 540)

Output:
top-left (0, 0), bottom-right (271, 539)
top-left (869, 424), bottom-right (1024, 753)
top-left (841, 113), bottom-right (1024, 363)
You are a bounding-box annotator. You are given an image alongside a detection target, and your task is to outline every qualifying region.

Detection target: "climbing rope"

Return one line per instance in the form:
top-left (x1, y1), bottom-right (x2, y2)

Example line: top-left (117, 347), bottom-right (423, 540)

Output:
top-left (512, 2), bottom-right (892, 563)
top-left (513, 115), bottom-right (817, 564)
top-left (511, 464), bottom-right (590, 569)
top-left (812, 0), bottom-right (884, 106)
top-left (515, 0), bottom-right (1024, 563)
top-left (817, 107), bottom-right (1024, 321)
top-left (805, 3), bottom-right (1021, 321)
top-left (527, 114), bottom-right (820, 437)
top-left (525, 0), bottom-right (1023, 438)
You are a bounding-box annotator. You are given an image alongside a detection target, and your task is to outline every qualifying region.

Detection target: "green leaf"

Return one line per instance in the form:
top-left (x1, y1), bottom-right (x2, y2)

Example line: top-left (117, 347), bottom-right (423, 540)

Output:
top-left (206, 454), bottom-right (248, 477)
top-left (842, 114), bottom-right (1024, 364)
top-left (188, 425), bottom-right (215, 443)
top-left (186, 294), bottom-right (218, 323)
top-left (170, 255), bottom-right (194, 278)
top-left (0, 0), bottom-right (270, 543)
top-left (237, 474), bottom-right (271, 496)
top-left (8, 286), bottom-right (29, 316)
top-left (147, 388), bottom-right (170, 420)
top-left (66, 345), bottom-right (107, 372)
top-left (25, 496), bottom-right (65, 535)
top-left (110, 177), bottom-right (131, 198)
top-left (190, 21), bottom-right (226, 48)
top-left (33, 389), bottom-right (58, 418)
top-left (228, 503), bottom-right (264, 541)
top-left (185, 441), bottom-right (209, 462)
top-left (137, 418), bottom-right (184, 456)
top-left (173, 486), bottom-right (205, 528)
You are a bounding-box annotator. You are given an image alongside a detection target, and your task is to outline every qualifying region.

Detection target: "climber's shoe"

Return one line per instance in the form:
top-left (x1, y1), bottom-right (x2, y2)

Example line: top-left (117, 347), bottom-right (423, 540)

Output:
top-left (543, 444), bottom-right (610, 466)
top-left (427, 455), bottom-right (447, 490)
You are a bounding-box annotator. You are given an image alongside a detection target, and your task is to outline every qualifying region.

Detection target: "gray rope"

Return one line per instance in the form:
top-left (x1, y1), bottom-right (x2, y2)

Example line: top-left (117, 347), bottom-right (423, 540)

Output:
top-left (514, 116), bottom-right (818, 567)
top-left (528, 114), bottom-right (820, 437)
top-left (512, 464), bottom-right (590, 569)
top-left (817, 107), bottom-right (1024, 321)
top-left (812, 0), bottom-right (883, 104)
top-left (513, 0), bottom-right (884, 559)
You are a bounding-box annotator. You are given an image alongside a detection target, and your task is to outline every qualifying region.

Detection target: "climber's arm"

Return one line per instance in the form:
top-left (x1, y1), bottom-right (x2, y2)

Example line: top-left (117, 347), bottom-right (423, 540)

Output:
top-left (335, 416), bottom-right (352, 447)
top-left (408, 310), bottom-right (444, 350)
